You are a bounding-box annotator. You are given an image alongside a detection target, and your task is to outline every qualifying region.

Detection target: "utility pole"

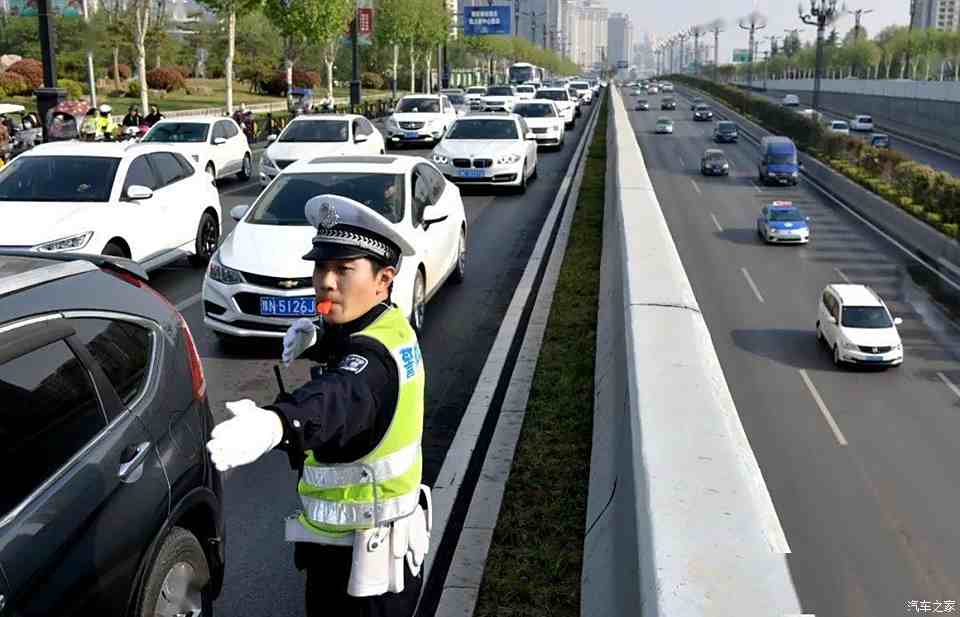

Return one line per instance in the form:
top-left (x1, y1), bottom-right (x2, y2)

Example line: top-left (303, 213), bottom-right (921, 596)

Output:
top-left (800, 0), bottom-right (843, 111)
top-left (849, 7), bottom-right (873, 41)
top-left (710, 20), bottom-right (725, 82)
top-left (676, 31), bottom-right (689, 73)
top-left (35, 0), bottom-right (66, 144)
top-left (690, 25), bottom-right (705, 76)
top-left (349, 8), bottom-right (360, 112)
top-left (82, 0), bottom-right (97, 108)
top-left (906, 0), bottom-right (917, 73)
top-left (739, 11), bottom-right (767, 89)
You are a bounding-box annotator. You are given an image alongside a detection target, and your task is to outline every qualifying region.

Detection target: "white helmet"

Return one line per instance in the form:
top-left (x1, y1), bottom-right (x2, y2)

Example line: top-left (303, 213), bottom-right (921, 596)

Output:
top-left (99, 104), bottom-right (112, 114)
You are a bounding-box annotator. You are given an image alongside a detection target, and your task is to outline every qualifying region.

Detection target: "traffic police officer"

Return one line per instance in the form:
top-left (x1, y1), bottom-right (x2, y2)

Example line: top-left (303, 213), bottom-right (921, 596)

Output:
top-left (206, 195), bottom-right (430, 617)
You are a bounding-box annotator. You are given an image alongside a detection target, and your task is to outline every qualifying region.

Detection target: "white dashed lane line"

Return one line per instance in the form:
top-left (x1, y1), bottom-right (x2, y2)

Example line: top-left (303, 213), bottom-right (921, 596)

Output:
top-left (799, 369), bottom-right (849, 446)
top-left (740, 266), bottom-right (765, 303)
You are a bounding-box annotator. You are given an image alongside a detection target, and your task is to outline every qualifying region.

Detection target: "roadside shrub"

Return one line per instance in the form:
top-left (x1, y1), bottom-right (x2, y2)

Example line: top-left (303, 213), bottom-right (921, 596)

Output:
top-left (0, 71), bottom-right (31, 95)
top-left (262, 68), bottom-right (321, 96)
top-left (899, 196), bottom-right (914, 209)
top-left (147, 67), bottom-right (186, 92)
top-left (0, 87), bottom-right (6, 99)
top-left (115, 63), bottom-right (132, 80)
top-left (926, 212), bottom-right (943, 225)
top-left (910, 204), bottom-right (925, 217)
top-left (361, 71), bottom-right (385, 90)
top-left (127, 80), bottom-right (142, 98)
top-left (174, 65), bottom-right (192, 79)
top-left (941, 223), bottom-right (959, 238)
top-left (8, 58), bottom-right (43, 88)
top-left (58, 78), bottom-right (85, 99)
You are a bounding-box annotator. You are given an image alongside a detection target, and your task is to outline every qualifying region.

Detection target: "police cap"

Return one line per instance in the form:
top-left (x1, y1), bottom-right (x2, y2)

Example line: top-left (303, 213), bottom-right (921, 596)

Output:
top-left (302, 195), bottom-right (416, 268)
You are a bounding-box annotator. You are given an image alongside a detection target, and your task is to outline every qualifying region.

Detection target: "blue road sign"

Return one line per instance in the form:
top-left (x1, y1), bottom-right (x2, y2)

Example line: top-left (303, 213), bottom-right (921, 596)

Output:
top-left (463, 6), bottom-right (511, 36)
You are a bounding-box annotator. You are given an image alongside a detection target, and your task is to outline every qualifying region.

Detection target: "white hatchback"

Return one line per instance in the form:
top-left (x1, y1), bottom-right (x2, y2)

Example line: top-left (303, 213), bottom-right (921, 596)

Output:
top-left (782, 94), bottom-right (800, 107)
top-left (0, 141), bottom-right (223, 271)
top-left (142, 116), bottom-right (252, 182)
top-left (259, 114), bottom-right (385, 186)
top-left (828, 120), bottom-right (851, 135)
top-left (817, 284), bottom-right (904, 367)
top-left (850, 114), bottom-right (875, 131)
top-left (203, 155), bottom-right (467, 339)
top-left (512, 100), bottom-right (565, 148)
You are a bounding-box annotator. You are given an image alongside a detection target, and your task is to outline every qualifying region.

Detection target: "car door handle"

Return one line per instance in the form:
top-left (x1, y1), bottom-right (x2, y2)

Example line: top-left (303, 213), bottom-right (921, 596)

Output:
top-left (118, 441), bottom-right (152, 483)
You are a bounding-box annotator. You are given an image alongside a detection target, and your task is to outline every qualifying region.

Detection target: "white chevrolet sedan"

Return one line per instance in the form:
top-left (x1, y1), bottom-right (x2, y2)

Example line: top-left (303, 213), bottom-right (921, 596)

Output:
top-left (0, 141), bottom-right (222, 270)
top-left (141, 116), bottom-right (252, 182)
top-left (203, 155), bottom-right (467, 340)
top-left (259, 114), bottom-right (386, 186)
top-left (512, 100), bottom-right (565, 149)
top-left (430, 114), bottom-right (538, 193)
top-left (383, 95), bottom-right (458, 148)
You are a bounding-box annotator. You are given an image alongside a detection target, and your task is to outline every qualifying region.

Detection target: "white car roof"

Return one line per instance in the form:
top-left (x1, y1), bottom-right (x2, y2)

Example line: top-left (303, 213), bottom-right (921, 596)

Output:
top-left (153, 116), bottom-right (227, 126)
top-left (455, 114), bottom-right (519, 122)
top-left (514, 99), bottom-right (555, 106)
top-left (0, 103), bottom-right (26, 114)
top-left (829, 284), bottom-right (883, 306)
top-left (283, 154), bottom-right (423, 175)
top-left (287, 114), bottom-right (364, 123)
top-left (401, 94), bottom-right (441, 101)
top-left (22, 141), bottom-right (174, 159)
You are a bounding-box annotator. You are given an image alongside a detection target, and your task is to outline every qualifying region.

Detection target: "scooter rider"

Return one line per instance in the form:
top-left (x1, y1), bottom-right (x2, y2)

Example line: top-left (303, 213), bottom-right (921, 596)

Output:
top-left (206, 194), bottom-right (429, 617)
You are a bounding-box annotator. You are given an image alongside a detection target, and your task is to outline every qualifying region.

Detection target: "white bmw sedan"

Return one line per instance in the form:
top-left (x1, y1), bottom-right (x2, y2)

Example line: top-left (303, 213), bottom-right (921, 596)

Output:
top-left (430, 115), bottom-right (538, 193)
top-left (259, 114), bottom-right (386, 186)
top-left (203, 155), bottom-right (467, 340)
top-left (0, 141), bottom-right (222, 270)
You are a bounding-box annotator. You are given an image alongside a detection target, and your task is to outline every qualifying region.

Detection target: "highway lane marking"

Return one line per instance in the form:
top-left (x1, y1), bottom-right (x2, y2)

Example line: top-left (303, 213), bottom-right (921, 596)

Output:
top-left (936, 371), bottom-right (960, 400)
top-left (752, 181), bottom-right (763, 193)
top-left (690, 178), bottom-right (702, 194)
top-left (679, 155), bottom-right (685, 168)
top-left (219, 180), bottom-right (259, 196)
top-left (740, 267), bottom-right (765, 303)
top-left (710, 213), bottom-right (724, 232)
top-left (799, 369), bottom-right (848, 446)
top-left (175, 292), bottom-right (202, 312)
top-left (833, 267), bottom-right (850, 282)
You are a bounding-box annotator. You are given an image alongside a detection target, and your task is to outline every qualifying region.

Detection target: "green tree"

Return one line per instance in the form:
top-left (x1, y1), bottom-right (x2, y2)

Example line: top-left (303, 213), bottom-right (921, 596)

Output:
top-left (197, 0), bottom-right (262, 113)
top-left (420, 0), bottom-right (451, 93)
top-left (375, 0), bottom-right (416, 95)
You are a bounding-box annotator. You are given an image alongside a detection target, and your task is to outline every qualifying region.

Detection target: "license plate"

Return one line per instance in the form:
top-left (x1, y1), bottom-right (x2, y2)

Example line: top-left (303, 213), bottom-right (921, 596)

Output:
top-left (260, 296), bottom-right (316, 317)
top-left (458, 169), bottom-right (485, 178)
top-left (404, 131), bottom-right (419, 139)
top-left (867, 355), bottom-right (884, 362)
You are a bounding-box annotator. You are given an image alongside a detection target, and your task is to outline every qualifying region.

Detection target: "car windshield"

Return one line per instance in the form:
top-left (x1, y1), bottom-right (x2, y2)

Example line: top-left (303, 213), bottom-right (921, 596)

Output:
top-left (833, 122), bottom-right (849, 129)
top-left (873, 135), bottom-right (889, 145)
top-left (696, 105), bottom-right (709, 111)
top-left (841, 306), bottom-right (893, 329)
top-left (487, 87), bottom-right (514, 96)
top-left (859, 116), bottom-right (873, 122)
top-left (705, 152), bottom-right (726, 161)
top-left (768, 152), bottom-right (796, 164)
top-left (279, 120), bottom-right (348, 143)
top-left (637, 99), bottom-right (648, 104)
top-left (448, 119), bottom-right (518, 140)
top-left (467, 87), bottom-right (486, 95)
top-left (663, 98), bottom-right (675, 103)
top-left (247, 173), bottom-right (405, 225)
top-left (768, 209), bottom-right (804, 222)
top-left (446, 94), bottom-right (466, 105)
top-left (657, 118), bottom-right (672, 125)
top-left (0, 156), bottom-right (120, 202)
top-left (537, 90), bottom-right (566, 101)
top-left (397, 98), bottom-right (440, 113)
top-left (517, 86), bottom-right (535, 93)
top-left (143, 122), bottom-right (210, 143)
top-left (514, 103), bottom-right (555, 118)
top-left (718, 122), bottom-right (737, 132)
top-left (571, 82), bottom-right (589, 90)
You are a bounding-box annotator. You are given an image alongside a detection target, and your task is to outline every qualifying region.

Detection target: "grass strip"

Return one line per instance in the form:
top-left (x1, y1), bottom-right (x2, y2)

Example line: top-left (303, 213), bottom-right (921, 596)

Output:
top-left (473, 92), bottom-right (607, 617)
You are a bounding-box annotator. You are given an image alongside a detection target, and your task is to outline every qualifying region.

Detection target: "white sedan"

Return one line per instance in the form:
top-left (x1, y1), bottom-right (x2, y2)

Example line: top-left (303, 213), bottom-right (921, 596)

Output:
top-left (481, 85), bottom-right (518, 112)
top-left (0, 141), bottom-right (222, 270)
top-left (383, 95), bottom-right (458, 148)
top-left (512, 100), bottom-right (565, 148)
top-left (203, 155), bottom-right (467, 340)
top-left (430, 114), bottom-right (538, 193)
top-left (850, 114), bottom-right (874, 132)
top-left (515, 84), bottom-right (537, 100)
top-left (535, 87), bottom-right (576, 128)
top-left (827, 120), bottom-right (851, 136)
top-left (141, 116), bottom-right (252, 182)
top-left (259, 114), bottom-right (385, 186)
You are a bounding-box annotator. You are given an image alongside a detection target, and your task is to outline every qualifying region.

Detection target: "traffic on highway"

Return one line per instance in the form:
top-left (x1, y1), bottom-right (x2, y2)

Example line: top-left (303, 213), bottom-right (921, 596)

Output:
top-left (623, 80), bottom-right (960, 614)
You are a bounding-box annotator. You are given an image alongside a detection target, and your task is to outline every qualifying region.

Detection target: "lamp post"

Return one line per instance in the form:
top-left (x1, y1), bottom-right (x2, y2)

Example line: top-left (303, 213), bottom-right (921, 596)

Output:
top-left (34, 0), bottom-right (67, 144)
top-left (690, 25), bottom-right (705, 76)
top-left (800, 0), bottom-right (843, 111)
top-left (676, 31), bottom-right (689, 73)
top-left (709, 19), bottom-right (725, 82)
top-left (739, 11), bottom-right (767, 89)
top-left (848, 7), bottom-right (873, 78)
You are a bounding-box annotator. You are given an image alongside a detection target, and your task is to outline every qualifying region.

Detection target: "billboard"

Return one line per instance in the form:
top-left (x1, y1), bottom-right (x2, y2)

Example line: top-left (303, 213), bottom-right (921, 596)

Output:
top-left (340, 0), bottom-right (373, 46)
top-left (7, 0), bottom-right (83, 17)
top-left (463, 6), bottom-right (511, 36)
top-left (732, 49), bottom-right (750, 64)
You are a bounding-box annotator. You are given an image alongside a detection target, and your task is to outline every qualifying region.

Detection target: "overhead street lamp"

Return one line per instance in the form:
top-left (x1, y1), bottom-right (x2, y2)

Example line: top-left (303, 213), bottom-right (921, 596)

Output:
top-left (676, 31), bottom-right (689, 73)
top-left (709, 19), bottom-right (725, 82)
top-left (800, 0), bottom-right (844, 111)
top-left (739, 11), bottom-right (767, 89)
top-left (689, 25), bottom-right (706, 76)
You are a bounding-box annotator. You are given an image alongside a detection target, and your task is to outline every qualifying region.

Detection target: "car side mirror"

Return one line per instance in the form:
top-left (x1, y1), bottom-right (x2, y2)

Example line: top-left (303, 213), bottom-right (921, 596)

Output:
top-left (422, 203), bottom-right (449, 230)
top-left (894, 317), bottom-right (903, 326)
top-left (213, 137), bottom-right (227, 145)
top-left (125, 185), bottom-right (153, 201)
top-left (355, 133), bottom-right (368, 144)
top-left (230, 204), bottom-right (250, 222)
top-left (827, 315), bottom-right (837, 324)
top-left (267, 134), bottom-right (278, 143)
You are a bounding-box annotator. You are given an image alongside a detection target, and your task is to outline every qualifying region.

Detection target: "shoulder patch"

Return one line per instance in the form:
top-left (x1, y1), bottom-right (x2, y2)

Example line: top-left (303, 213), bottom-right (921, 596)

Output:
top-left (338, 354), bottom-right (369, 375)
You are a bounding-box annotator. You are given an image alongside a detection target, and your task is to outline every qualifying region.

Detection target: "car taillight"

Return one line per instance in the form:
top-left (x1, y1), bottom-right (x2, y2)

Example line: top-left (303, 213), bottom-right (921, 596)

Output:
top-left (106, 268), bottom-right (206, 400)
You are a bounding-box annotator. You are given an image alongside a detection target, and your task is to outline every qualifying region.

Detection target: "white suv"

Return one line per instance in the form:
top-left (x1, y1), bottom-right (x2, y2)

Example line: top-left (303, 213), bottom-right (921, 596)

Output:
top-left (817, 284), bottom-right (904, 368)
top-left (851, 114), bottom-right (875, 131)
top-left (142, 116), bottom-right (252, 181)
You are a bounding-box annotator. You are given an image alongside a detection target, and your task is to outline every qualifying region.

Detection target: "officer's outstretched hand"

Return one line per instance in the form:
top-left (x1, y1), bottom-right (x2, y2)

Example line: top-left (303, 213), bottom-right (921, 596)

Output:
top-left (282, 317), bottom-right (319, 366)
top-left (206, 399), bottom-right (284, 472)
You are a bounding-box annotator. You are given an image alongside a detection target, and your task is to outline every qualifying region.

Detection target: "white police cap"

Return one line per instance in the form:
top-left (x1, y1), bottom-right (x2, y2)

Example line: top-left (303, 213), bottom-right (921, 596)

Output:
top-left (303, 194), bottom-right (416, 266)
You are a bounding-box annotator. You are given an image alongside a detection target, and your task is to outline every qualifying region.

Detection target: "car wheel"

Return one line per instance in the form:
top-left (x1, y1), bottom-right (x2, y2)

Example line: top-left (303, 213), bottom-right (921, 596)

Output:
top-left (450, 228), bottom-right (466, 285)
top-left (136, 527), bottom-right (211, 617)
top-left (833, 344), bottom-right (843, 367)
top-left (189, 211), bottom-right (220, 267)
top-left (205, 162), bottom-right (216, 180)
top-left (410, 269), bottom-right (426, 333)
top-left (102, 242), bottom-right (126, 258)
top-left (515, 161), bottom-right (528, 194)
top-left (530, 159), bottom-right (538, 180)
top-left (237, 153), bottom-right (252, 180)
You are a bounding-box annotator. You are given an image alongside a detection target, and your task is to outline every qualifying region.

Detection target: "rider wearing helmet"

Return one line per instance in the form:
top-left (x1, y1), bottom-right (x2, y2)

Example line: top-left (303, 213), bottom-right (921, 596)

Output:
top-left (95, 104), bottom-right (117, 140)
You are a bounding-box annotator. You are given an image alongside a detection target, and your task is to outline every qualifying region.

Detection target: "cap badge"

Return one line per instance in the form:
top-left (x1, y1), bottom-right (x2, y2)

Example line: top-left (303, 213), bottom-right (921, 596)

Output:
top-left (317, 202), bottom-right (341, 229)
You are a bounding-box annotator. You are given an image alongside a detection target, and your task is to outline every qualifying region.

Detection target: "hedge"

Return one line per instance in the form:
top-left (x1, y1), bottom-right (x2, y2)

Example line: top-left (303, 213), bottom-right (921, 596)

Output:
top-left (671, 75), bottom-right (960, 234)
top-left (8, 58), bottom-right (43, 89)
top-left (0, 71), bottom-right (31, 96)
top-left (146, 67), bottom-right (186, 92)
top-left (58, 78), bottom-right (85, 100)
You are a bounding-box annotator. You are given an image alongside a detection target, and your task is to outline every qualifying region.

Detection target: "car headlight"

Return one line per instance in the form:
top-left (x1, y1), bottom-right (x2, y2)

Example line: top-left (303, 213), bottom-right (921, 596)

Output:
top-left (432, 151), bottom-right (450, 165)
top-left (722, 163), bottom-right (729, 169)
top-left (33, 231), bottom-right (94, 253)
top-left (768, 172), bottom-right (777, 177)
top-left (385, 117), bottom-right (398, 128)
top-left (207, 252), bottom-right (245, 285)
top-left (496, 152), bottom-right (522, 165)
top-left (840, 339), bottom-right (858, 351)
top-left (792, 171), bottom-right (799, 177)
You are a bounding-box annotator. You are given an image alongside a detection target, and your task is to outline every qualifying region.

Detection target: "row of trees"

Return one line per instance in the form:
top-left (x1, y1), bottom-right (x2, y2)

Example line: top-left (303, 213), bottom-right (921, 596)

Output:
top-left (0, 0), bottom-right (579, 112)
top-left (720, 25), bottom-right (960, 82)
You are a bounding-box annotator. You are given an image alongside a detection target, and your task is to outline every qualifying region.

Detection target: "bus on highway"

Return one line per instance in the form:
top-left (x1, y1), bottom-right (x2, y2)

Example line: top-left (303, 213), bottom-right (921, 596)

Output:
top-left (509, 62), bottom-right (545, 86)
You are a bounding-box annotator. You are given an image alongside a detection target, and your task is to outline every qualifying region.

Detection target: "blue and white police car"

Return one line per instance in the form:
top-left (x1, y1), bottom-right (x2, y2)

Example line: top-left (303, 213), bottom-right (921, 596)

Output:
top-left (757, 201), bottom-right (810, 244)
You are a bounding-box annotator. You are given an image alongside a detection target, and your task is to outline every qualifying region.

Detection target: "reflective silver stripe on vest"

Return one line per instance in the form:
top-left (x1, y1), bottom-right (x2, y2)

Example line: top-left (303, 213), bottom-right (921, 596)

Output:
top-left (302, 443), bottom-right (420, 489)
top-left (301, 490), bottom-right (419, 527)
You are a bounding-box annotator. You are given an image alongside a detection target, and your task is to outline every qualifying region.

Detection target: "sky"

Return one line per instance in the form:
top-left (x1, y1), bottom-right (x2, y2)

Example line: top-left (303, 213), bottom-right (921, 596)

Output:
top-left (606, 0), bottom-right (910, 64)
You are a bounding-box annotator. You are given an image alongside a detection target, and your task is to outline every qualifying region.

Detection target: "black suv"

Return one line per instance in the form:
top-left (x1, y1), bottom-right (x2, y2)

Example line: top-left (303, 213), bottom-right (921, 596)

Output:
top-left (714, 121), bottom-right (739, 143)
top-left (693, 104), bottom-right (714, 121)
top-left (661, 97), bottom-right (677, 110)
top-left (0, 251), bottom-right (224, 616)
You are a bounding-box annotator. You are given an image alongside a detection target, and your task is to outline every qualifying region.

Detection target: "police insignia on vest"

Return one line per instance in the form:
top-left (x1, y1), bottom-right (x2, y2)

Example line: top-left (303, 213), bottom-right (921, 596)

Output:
top-left (338, 354), bottom-right (369, 374)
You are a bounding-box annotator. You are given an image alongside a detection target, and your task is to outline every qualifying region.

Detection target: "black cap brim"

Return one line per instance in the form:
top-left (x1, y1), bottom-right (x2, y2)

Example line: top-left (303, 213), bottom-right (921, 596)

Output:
top-left (302, 243), bottom-right (387, 264)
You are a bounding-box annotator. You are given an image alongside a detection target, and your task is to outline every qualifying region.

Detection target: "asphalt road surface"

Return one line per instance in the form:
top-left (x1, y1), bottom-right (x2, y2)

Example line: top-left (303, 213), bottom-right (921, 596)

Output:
top-left (144, 112), bottom-right (595, 616)
top-left (626, 87), bottom-right (960, 616)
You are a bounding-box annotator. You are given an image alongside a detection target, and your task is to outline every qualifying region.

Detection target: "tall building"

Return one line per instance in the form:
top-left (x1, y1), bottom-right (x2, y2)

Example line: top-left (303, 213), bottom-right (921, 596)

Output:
top-left (562, 0), bottom-right (607, 70)
top-left (912, 0), bottom-right (960, 30)
top-left (607, 12), bottom-right (633, 73)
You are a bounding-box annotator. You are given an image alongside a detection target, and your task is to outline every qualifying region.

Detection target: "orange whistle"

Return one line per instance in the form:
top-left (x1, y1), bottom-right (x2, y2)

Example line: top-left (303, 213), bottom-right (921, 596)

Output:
top-left (318, 299), bottom-right (333, 315)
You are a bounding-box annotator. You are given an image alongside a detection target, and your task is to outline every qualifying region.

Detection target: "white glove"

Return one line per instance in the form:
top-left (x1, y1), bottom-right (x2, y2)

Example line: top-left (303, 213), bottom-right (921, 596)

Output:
top-left (206, 399), bottom-right (284, 472)
top-left (282, 317), bottom-right (319, 366)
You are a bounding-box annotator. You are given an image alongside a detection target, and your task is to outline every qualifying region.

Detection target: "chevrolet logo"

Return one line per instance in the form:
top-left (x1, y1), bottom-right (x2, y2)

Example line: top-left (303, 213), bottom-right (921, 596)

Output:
top-left (278, 280), bottom-right (301, 289)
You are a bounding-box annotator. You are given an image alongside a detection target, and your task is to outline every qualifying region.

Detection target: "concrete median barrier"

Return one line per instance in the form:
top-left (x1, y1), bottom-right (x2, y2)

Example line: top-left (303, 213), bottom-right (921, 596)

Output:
top-left (582, 86), bottom-right (803, 616)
